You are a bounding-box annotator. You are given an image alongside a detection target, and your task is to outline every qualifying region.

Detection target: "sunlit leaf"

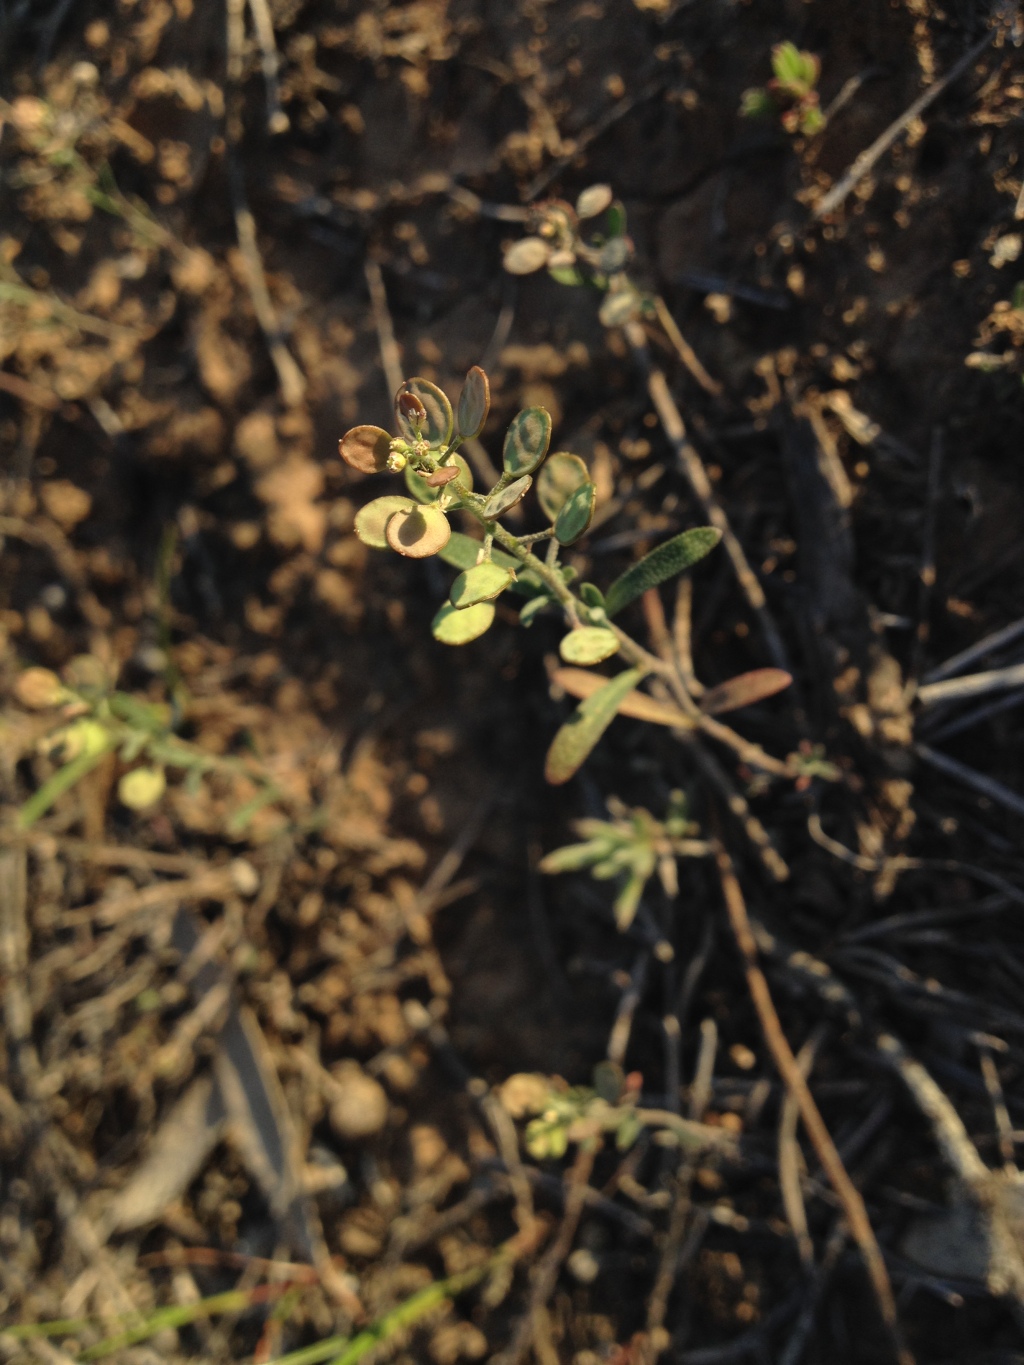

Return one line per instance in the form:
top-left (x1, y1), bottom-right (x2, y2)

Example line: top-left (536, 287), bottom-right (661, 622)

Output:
top-left (450, 561), bottom-right (514, 609)
top-left (355, 495), bottom-right (416, 549)
top-left (339, 425), bottom-right (392, 474)
top-left (503, 407), bottom-right (552, 477)
top-left (699, 668), bottom-right (793, 716)
top-left (553, 667), bottom-right (695, 729)
top-left (483, 474), bottom-right (532, 519)
top-left (438, 531), bottom-right (518, 573)
top-left (394, 377), bottom-right (453, 447)
top-left (554, 481), bottom-right (596, 545)
top-left (385, 504), bottom-right (451, 558)
top-left (545, 667), bottom-right (646, 786)
top-left (537, 452), bottom-right (588, 522)
top-left (576, 184), bottom-right (613, 220)
top-left (431, 601), bottom-right (495, 645)
top-left (604, 527), bottom-right (721, 618)
top-left (457, 365), bottom-right (490, 438)
top-left (118, 766), bottom-right (166, 810)
top-left (559, 627), bottom-right (619, 666)
top-left (504, 236), bottom-right (551, 275)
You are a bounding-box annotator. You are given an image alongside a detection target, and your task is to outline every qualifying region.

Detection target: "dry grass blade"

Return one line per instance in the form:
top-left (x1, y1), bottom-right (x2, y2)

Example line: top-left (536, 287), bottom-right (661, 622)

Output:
top-left (105, 1077), bottom-right (226, 1234)
top-left (713, 836), bottom-right (912, 1365)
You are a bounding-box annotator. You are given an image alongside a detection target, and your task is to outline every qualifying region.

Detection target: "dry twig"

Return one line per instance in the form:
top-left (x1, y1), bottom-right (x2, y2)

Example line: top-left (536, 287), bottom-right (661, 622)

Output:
top-left (714, 836), bottom-right (912, 1365)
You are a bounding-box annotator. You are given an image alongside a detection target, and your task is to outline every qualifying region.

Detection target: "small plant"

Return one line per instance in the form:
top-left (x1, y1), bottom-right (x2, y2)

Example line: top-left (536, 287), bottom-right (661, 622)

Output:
top-left (538, 792), bottom-right (711, 930)
top-left (498, 1064), bottom-right (735, 1160)
top-left (502, 185), bottom-right (650, 327)
top-left (12, 659), bottom-right (282, 830)
top-left (741, 42), bottom-right (824, 137)
top-left (340, 367), bottom-right (781, 791)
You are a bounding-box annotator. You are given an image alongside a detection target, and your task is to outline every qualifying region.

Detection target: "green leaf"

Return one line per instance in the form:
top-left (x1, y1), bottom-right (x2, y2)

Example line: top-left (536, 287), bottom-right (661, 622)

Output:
top-left (483, 474), bottom-right (532, 519)
top-left (554, 481), bottom-right (596, 545)
top-left (538, 840), bottom-right (605, 874)
top-left (740, 87), bottom-right (775, 119)
top-left (519, 595), bottom-right (553, 627)
top-left (537, 452), bottom-right (588, 522)
top-left (605, 200), bottom-right (628, 239)
top-left (438, 531), bottom-right (519, 573)
top-left (457, 365), bottom-right (490, 439)
top-left (394, 377), bottom-right (453, 447)
top-left (614, 872), bottom-right (646, 930)
top-left (503, 407), bottom-right (552, 478)
top-left (559, 627), bottom-right (619, 666)
top-left (431, 601), bottom-right (495, 645)
top-left (450, 562), bottom-right (514, 609)
top-left (405, 453), bottom-right (472, 504)
top-left (581, 581), bottom-right (606, 614)
top-left (772, 41), bottom-right (806, 87)
top-left (604, 527), bottom-right (721, 618)
top-left (549, 265), bottom-right (584, 287)
top-left (544, 667), bottom-right (646, 786)
top-left (355, 496), bottom-right (416, 549)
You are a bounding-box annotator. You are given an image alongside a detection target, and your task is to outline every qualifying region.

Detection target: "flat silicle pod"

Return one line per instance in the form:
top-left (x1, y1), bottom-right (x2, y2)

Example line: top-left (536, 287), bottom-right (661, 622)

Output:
top-left (394, 377), bottom-right (454, 448)
top-left (432, 601), bottom-right (495, 645)
top-left (503, 407), bottom-right (552, 478)
top-left (483, 475), bottom-right (532, 519)
top-left (559, 627), bottom-right (619, 666)
top-left (339, 425), bottom-right (392, 474)
top-left (554, 481), bottom-right (596, 545)
top-left (405, 454), bottom-right (473, 504)
top-left (450, 561), bottom-right (514, 609)
top-left (537, 452), bottom-right (589, 522)
top-left (457, 365), bottom-right (490, 439)
top-left (355, 495), bottom-right (417, 549)
top-left (439, 531), bottom-right (518, 574)
top-left (604, 526), bottom-right (721, 618)
top-left (385, 504), bottom-right (451, 558)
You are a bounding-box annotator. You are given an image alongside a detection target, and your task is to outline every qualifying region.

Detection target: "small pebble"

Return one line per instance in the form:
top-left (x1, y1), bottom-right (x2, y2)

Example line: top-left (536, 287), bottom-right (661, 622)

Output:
top-left (329, 1062), bottom-right (388, 1140)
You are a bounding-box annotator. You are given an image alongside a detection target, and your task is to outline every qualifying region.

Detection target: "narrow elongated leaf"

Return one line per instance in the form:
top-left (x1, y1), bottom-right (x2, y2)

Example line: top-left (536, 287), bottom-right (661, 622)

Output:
top-left (554, 481), bottom-right (596, 545)
top-left (394, 377), bottom-right (453, 447)
top-left (457, 365), bottom-right (490, 438)
top-left (553, 668), bottom-right (696, 729)
top-left (439, 531), bottom-right (518, 573)
top-left (503, 407), bottom-right (552, 477)
top-left (537, 452), bottom-right (588, 522)
top-left (355, 495), bottom-right (416, 549)
top-left (545, 668), bottom-right (646, 786)
top-left (604, 527), bottom-right (721, 618)
top-left (699, 668), bottom-right (793, 716)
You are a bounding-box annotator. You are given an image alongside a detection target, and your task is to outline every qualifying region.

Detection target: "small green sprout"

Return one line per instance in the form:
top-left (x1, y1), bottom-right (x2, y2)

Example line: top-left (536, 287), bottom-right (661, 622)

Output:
top-left (539, 793), bottom-right (711, 930)
top-left (741, 42), bottom-right (824, 137)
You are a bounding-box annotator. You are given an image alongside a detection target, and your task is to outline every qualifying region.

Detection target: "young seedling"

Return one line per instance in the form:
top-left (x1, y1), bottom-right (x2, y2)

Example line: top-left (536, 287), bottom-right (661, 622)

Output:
top-left (12, 659), bottom-right (283, 832)
top-left (341, 367), bottom-right (796, 805)
top-left (539, 792), bottom-right (711, 930)
top-left (741, 41), bottom-right (824, 137)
